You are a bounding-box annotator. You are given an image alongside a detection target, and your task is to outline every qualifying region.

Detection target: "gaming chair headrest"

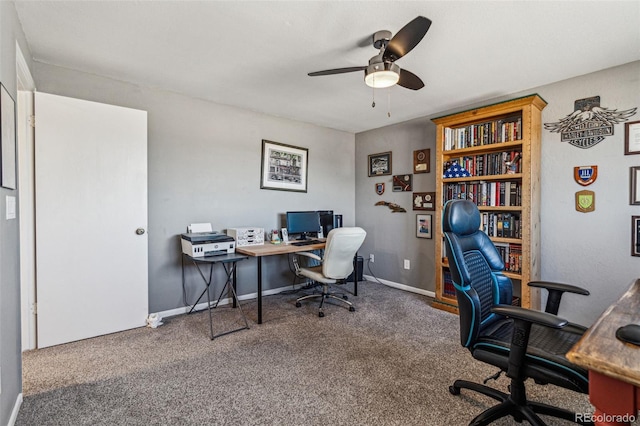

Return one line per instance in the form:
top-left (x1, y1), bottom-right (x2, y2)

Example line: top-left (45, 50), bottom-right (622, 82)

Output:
top-left (442, 200), bottom-right (481, 236)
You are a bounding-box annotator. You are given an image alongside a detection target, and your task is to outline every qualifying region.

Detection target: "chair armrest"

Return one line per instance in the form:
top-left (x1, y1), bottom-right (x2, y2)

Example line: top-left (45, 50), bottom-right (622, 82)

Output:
top-left (491, 305), bottom-right (568, 329)
top-left (295, 251), bottom-right (322, 262)
top-left (527, 281), bottom-right (590, 296)
top-left (527, 281), bottom-right (590, 315)
top-left (491, 305), bottom-right (569, 381)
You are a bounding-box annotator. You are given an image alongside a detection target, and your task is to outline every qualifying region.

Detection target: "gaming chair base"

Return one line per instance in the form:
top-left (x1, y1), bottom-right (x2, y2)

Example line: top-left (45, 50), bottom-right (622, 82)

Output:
top-left (449, 379), bottom-right (593, 426)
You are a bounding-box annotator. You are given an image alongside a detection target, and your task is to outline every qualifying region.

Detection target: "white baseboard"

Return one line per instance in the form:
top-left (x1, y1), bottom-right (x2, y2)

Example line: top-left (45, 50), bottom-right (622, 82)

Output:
top-left (8, 393), bottom-right (22, 426)
top-left (152, 279), bottom-right (434, 320)
top-left (362, 275), bottom-right (435, 298)
top-left (151, 283), bottom-right (296, 320)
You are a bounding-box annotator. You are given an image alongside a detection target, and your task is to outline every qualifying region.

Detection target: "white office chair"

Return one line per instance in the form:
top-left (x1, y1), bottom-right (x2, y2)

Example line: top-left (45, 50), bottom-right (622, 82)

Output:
top-left (294, 227), bottom-right (367, 317)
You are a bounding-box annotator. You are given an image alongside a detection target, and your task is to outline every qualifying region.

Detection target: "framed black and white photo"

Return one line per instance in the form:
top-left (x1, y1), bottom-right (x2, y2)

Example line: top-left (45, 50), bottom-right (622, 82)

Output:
top-left (625, 120), bottom-right (640, 155)
top-left (368, 151), bottom-right (392, 177)
top-left (416, 214), bottom-right (432, 239)
top-left (631, 166), bottom-right (640, 205)
top-left (632, 216), bottom-right (640, 257)
top-left (260, 140), bottom-right (308, 192)
top-left (0, 83), bottom-right (16, 190)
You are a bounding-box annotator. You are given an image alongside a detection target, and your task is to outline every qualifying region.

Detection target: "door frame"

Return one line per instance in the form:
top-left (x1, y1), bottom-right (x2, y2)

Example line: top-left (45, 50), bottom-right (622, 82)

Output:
top-left (16, 42), bottom-right (36, 351)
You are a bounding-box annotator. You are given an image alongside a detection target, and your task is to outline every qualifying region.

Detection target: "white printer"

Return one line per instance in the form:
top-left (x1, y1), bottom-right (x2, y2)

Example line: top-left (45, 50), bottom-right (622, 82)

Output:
top-left (181, 223), bottom-right (235, 257)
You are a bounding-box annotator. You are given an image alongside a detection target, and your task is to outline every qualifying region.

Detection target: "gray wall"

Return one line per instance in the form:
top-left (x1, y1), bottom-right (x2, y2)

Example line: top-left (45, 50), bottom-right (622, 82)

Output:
top-left (355, 118), bottom-right (436, 294)
top-left (32, 62), bottom-right (356, 314)
top-left (0, 2), bottom-right (31, 423)
top-left (355, 60), bottom-right (640, 327)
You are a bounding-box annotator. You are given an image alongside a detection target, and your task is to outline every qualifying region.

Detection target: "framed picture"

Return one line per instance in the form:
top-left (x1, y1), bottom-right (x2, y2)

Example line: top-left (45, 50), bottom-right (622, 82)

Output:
top-left (392, 174), bottom-right (412, 192)
top-left (631, 166), bottom-right (640, 205)
top-left (625, 120), bottom-right (640, 155)
top-left (260, 139), bottom-right (308, 192)
top-left (416, 214), bottom-right (432, 239)
top-left (413, 192), bottom-right (436, 210)
top-left (1, 83), bottom-right (16, 190)
top-left (368, 151), bottom-right (392, 177)
top-left (413, 149), bottom-right (430, 174)
top-left (632, 216), bottom-right (640, 257)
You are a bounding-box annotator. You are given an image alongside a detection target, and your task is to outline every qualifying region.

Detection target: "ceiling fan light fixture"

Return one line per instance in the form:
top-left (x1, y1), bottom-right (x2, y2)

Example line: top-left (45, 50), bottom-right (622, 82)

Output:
top-left (365, 62), bottom-right (400, 88)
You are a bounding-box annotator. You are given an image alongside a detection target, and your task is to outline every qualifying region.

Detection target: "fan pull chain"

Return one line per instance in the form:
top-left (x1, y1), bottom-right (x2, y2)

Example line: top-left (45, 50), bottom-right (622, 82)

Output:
top-left (371, 76), bottom-right (376, 108)
top-left (387, 88), bottom-right (391, 117)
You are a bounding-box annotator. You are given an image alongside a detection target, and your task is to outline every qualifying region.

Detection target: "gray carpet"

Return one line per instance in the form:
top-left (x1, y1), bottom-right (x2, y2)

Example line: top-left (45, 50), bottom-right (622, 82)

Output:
top-left (18, 281), bottom-right (595, 425)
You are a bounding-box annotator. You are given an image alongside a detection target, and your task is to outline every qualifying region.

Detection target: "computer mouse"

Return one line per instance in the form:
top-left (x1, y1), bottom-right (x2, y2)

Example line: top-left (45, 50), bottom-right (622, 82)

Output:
top-left (616, 324), bottom-right (640, 346)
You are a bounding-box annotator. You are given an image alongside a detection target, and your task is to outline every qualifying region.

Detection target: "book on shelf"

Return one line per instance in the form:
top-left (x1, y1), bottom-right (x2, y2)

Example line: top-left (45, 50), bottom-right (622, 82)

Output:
top-left (443, 269), bottom-right (456, 298)
top-left (442, 115), bottom-right (523, 151)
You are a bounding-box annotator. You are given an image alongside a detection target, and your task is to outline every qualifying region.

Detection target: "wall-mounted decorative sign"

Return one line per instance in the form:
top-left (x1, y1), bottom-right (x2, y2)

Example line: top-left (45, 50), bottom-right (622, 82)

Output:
top-left (413, 149), bottom-right (430, 174)
top-left (413, 192), bottom-right (435, 210)
top-left (630, 166), bottom-right (640, 205)
top-left (544, 96), bottom-right (637, 149)
top-left (375, 182), bottom-right (385, 195)
top-left (573, 165), bottom-right (598, 186)
top-left (625, 121), bottom-right (640, 155)
top-left (1, 83), bottom-right (16, 190)
top-left (260, 139), bottom-right (308, 192)
top-left (416, 214), bottom-right (432, 239)
top-left (368, 151), bottom-right (392, 177)
top-left (392, 174), bottom-right (412, 192)
top-left (575, 190), bottom-right (595, 213)
top-left (374, 201), bottom-right (406, 213)
top-left (632, 216), bottom-right (640, 257)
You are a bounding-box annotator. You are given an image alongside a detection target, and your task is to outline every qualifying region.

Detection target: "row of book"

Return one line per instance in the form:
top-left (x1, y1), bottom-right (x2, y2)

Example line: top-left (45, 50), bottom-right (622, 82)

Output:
top-left (442, 270), bottom-right (456, 298)
top-left (446, 151), bottom-right (521, 177)
top-left (443, 115), bottom-right (523, 151)
top-left (494, 243), bottom-right (523, 274)
top-left (444, 181), bottom-right (522, 207)
top-left (482, 212), bottom-right (522, 239)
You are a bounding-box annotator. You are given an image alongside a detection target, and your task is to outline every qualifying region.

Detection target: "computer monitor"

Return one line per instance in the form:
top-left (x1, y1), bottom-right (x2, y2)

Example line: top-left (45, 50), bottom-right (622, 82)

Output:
top-left (286, 211), bottom-right (321, 240)
top-left (317, 210), bottom-right (334, 237)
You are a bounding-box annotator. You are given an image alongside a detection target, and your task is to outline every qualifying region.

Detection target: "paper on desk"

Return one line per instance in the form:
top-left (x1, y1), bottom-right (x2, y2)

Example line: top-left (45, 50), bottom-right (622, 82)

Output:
top-left (188, 223), bottom-right (212, 233)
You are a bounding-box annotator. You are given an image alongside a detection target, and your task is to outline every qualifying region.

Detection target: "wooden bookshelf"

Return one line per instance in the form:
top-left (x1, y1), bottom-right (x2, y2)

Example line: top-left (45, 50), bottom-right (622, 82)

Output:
top-left (432, 95), bottom-right (547, 313)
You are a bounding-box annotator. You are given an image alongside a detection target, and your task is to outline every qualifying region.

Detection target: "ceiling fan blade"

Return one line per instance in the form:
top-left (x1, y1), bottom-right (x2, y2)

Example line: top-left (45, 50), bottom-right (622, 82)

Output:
top-left (397, 69), bottom-right (425, 90)
top-left (308, 66), bottom-right (367, 77)
top-left (383, 16), bottom-right (432, 62)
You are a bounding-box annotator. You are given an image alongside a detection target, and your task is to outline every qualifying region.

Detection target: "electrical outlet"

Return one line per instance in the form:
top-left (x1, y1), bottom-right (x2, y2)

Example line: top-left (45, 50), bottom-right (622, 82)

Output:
top-left (404, 259), bottom-right (410, 269)
top-left (369, 254), bottom-right (374, 263)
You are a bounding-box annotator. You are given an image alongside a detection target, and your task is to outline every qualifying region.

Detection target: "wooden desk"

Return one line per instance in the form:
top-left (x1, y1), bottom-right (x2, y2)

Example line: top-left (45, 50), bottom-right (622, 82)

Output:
top-left (236, 241), bottom-right (361, 324)
top-left (567, 278), bottom-right (640, 425)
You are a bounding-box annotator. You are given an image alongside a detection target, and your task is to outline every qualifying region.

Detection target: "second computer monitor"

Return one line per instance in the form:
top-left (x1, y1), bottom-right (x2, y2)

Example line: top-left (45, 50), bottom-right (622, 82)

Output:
top-left (286, 211), bottom-right (321, 240)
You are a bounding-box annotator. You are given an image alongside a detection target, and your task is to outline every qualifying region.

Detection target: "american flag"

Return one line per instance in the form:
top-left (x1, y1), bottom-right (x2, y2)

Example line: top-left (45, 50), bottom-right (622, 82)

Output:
top-left (444, 162), bottom-right (471, 178)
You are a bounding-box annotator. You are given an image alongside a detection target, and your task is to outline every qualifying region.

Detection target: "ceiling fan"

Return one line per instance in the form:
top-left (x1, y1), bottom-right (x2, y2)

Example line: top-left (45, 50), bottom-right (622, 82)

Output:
top-left (308, 16), bottom-right (432, 91)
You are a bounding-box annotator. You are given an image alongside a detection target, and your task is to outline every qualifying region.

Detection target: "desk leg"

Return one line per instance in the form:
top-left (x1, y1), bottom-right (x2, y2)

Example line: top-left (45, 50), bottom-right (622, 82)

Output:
top-left (232, 264), bottom-right (238, 309)
top-left (589, 371), bottom-right (637, 425)
top-left (354, 252), bottom-right (359, 297)
top-left (257, 256), bottom-right (263, 324)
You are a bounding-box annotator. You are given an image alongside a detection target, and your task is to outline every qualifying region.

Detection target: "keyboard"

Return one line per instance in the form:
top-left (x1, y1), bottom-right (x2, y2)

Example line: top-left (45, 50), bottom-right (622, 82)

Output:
top-left (291, 240), bottom-right (319, 246)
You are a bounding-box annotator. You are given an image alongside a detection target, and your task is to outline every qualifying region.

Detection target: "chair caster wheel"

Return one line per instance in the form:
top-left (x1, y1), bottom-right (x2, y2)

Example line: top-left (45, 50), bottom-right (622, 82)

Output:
top-left (342, 295), bottom-right (348, 300)
top-left (449, 386), bottom-right (460, 395)
top-left (349, 306), bottom-right (355, 312)
top-left (295, 302), bottom-right (301, 308)
top-left (318, 311), bottom-right (325, 318)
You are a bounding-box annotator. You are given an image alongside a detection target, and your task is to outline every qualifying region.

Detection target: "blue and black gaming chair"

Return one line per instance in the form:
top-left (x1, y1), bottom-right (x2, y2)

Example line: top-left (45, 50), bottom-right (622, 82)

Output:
top-left (442, 199), bottom-right (592, 426)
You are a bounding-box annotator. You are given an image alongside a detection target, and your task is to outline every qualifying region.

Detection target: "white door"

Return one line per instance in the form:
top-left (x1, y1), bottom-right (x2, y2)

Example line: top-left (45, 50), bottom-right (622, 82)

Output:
top-left (35, 92), bottom-right (148, 348)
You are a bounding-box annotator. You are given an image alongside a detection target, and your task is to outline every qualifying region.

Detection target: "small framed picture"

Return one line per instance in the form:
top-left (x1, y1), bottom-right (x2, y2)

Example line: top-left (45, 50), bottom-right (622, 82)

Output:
top-left (392, 174), bottom-right (412, 192)
top-left (416, 214), bottom-right (432, 239)
top-left (413, 149), bottom-right (430, 174)
top-left (413, 192), bottom-right (435, 210)
top-left (625, 121), bottom-right (640, 155)
top-left (632, 216), bottom-right (640, 257)
top-left (631, 166), bottom-right (640, 205)
top-left (368, 151), bottom-right (392, 177)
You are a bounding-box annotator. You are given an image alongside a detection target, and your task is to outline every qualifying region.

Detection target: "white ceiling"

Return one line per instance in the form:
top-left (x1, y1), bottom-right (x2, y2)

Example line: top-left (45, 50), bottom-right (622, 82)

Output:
top-left (13, 1), bottom-right (640, 133)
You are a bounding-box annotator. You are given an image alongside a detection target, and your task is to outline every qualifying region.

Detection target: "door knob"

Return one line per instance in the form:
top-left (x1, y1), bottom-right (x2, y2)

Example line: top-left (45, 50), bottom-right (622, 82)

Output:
top-left (136, 228), bottom-right (146, 235)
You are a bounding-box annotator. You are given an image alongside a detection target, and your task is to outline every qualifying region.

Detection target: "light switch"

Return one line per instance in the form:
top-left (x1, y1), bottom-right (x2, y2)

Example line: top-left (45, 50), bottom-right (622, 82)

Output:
top-left (6, 196), bottom-right (16, 220)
